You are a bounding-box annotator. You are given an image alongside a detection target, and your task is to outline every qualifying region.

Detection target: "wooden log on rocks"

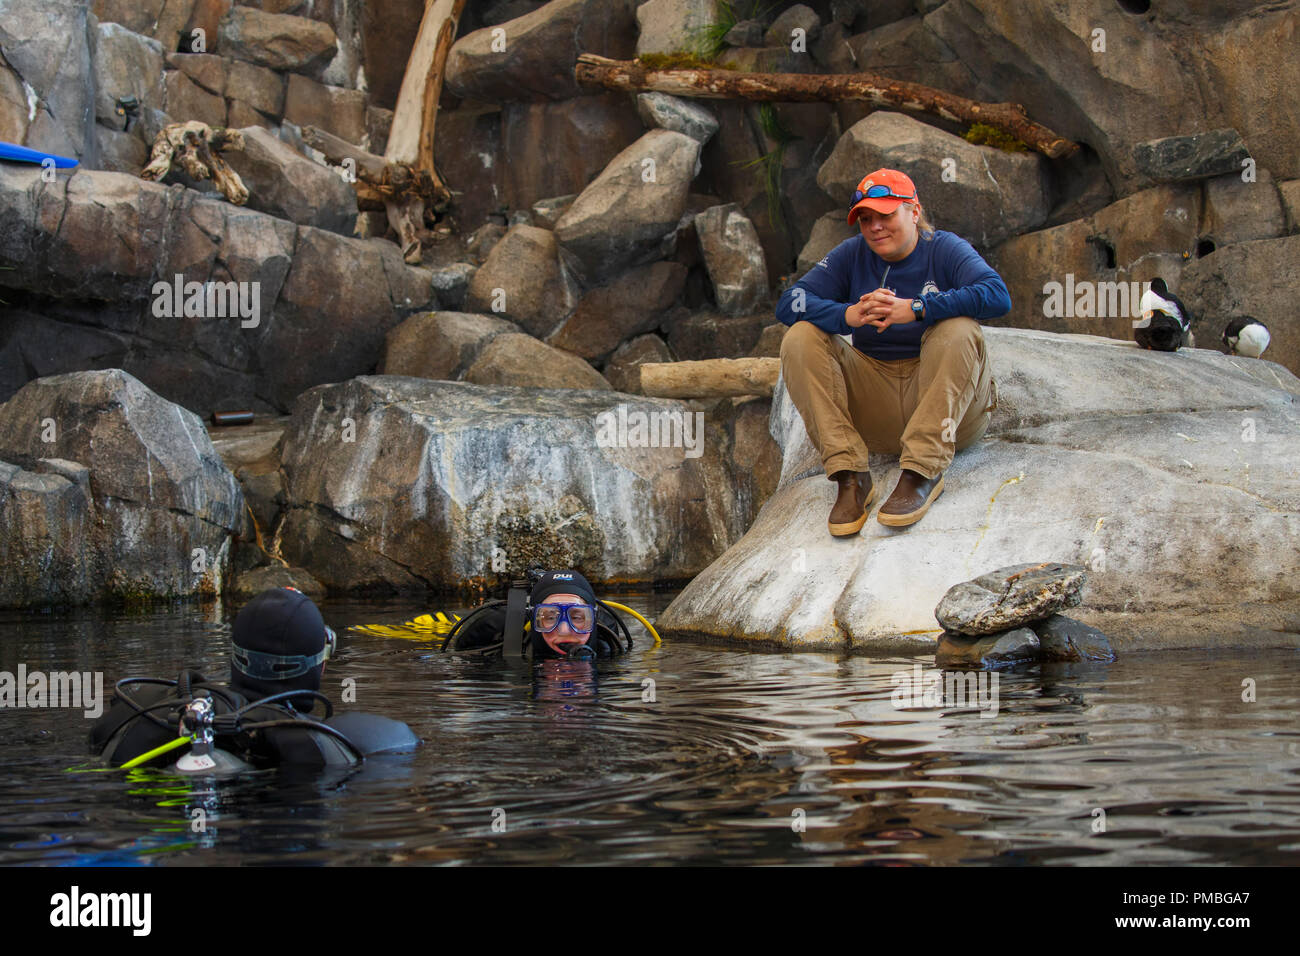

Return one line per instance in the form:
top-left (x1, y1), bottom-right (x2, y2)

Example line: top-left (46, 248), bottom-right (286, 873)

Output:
top-left (140, 121), bottom-right (249, 203)
top-left (574, 54), bottom-right (1079, 160)
top-left (640, 357), bottom-right (780, 398)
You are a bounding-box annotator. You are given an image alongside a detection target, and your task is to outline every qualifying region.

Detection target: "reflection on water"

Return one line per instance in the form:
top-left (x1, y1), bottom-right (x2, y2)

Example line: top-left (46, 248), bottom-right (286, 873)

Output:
top-left (0, 596), bottom-right (1297, 866)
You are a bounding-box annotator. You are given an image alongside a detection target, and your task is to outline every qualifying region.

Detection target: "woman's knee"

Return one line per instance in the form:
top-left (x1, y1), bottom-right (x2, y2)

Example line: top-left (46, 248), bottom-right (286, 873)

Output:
top-left (922, 316), bottom-right (982, 346)
top-left (780, 319), bottom-right (834, 357)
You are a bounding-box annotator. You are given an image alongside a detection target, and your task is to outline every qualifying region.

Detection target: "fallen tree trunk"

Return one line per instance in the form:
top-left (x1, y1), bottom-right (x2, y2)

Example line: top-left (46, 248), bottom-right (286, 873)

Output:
top-left (575, 54), bottom-right (1078, 159)
top-left (385, 0), bottom-right (466, 262)
top-left (640, 357), bottom-right (780, 398)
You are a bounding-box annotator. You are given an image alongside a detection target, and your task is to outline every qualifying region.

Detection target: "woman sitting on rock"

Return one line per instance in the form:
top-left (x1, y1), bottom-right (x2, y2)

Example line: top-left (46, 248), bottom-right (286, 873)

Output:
top-left (775, 167), bottom-right (1009, 532)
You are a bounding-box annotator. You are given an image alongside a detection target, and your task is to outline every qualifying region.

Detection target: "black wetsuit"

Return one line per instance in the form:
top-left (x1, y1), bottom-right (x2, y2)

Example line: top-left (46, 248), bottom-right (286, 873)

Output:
top-left (89, 674), bottom-right (417, 769)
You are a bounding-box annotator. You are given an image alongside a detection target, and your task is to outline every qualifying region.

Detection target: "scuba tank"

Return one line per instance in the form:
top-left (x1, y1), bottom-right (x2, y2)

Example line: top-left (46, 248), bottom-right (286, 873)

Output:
top-left (90, 670), bottom-right (366, 771)
top-left (171, 697), bottom-right (253, 775)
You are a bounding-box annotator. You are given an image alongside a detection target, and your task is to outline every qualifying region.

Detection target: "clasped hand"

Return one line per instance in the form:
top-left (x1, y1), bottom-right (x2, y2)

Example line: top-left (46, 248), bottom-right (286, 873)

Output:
top-left (845, 289), bottom-right (915, 332)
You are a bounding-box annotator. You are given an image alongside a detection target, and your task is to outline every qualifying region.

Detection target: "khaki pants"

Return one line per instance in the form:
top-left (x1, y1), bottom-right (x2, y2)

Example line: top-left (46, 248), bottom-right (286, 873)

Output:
top-left (779, 317), bottom-right (997, 480)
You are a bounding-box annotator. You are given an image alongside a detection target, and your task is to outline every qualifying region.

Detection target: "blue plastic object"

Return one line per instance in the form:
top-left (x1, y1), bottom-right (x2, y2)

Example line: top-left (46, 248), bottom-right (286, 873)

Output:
top-left (0, 141), bottom-right (79, 168)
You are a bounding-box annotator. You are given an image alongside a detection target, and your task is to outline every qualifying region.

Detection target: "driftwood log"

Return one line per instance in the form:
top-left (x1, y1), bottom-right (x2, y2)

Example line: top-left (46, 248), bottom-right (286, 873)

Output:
top-left (640, 358), bottom-right (780, 398)
top-left (574, 54), bottom-right (1078, 159)
top-left (383, 0), bottom-right (467, 262)
top-left (300, 125), bottom-right (445, 219)
top-left (140, 121), bottom-right (249, 203)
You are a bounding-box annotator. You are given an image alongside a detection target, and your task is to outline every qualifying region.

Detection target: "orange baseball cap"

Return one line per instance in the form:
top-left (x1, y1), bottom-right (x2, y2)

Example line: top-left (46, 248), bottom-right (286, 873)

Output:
top-left (847, 168), bottom-right (919, 224)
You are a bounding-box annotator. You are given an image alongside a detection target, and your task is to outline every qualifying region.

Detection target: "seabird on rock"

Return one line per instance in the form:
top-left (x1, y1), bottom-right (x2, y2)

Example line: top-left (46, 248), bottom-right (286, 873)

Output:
top-left (1135, 277), bottom-right (1193, 352)
top-left (1222, 317), bottom-right (1270, 358)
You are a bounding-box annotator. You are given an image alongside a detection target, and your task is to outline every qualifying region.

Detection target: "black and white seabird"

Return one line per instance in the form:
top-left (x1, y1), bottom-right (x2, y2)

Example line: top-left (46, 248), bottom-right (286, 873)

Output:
top-left (1136, 277), bottom-right (1193, 352)
top-left (1222, 317), bottom-right (1270, 358)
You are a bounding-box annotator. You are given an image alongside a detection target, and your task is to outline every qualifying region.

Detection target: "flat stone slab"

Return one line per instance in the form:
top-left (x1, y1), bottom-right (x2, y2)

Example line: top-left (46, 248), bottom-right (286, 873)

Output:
top-left (935, 562), bottom-right (1087, 636)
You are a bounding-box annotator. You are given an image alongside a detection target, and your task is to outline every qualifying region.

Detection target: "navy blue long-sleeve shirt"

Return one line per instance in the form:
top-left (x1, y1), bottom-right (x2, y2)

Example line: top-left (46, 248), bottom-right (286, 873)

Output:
top-left (775, 230), bottom-right (1012, 360)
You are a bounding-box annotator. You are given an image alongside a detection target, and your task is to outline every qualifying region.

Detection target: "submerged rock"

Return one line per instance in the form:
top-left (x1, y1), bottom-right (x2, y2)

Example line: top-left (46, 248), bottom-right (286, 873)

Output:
top-left (0, 370), bottom-right (244, 607)
top-left (1031, 614), bottom-right (1117, 663)
top-left (935, 562), bottom-right (1087, 636)
top-left (936, 627), bottom-right (1040, 669)
top-left (658, 327), bottom-right (1300, 653)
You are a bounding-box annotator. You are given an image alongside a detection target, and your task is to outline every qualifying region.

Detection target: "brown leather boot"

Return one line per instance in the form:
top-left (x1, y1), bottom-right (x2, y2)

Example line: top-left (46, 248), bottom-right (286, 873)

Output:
top-left (828, 470), bottom-right (874, 536)
top-left (877, 468), bottom-right (944, 527)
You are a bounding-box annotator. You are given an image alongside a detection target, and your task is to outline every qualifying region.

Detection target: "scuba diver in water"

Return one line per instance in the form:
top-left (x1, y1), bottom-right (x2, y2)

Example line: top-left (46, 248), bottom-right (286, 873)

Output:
top-left (435, 569), bottom-right (656, 660)
top-left (89, 586), bottom-right (418, 773)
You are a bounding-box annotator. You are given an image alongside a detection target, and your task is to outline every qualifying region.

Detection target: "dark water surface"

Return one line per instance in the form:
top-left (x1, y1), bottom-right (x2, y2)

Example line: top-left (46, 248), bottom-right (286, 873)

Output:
top-left (1, 595), bottom-right (1297, 866)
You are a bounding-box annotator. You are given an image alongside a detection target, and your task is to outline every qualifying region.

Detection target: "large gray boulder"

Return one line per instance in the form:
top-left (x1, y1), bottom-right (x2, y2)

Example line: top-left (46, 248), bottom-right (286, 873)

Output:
top-left (547, 261), bottom-right (687, 360)
top-left (0, 370), bottom-right (244, 606)
top-left (445, 0), bottom-right (638, 102)
top-left (381, 311), bottom-right (519, 381)
top-left (818, 111), bottom-right (1050, 250)
top-left (223, 126), bottom-right (357, 233)
top-left (658, 327), bottom-right (1300, 652)
top-left (276, 376), bottom-right (752, 591)
top-left (217, 7), bottom-right (338, 75)
top-left (463, 334), bottom-right (612, 391)
top-left (694, 204), bottom-right (770, 314)
top-left (0, 0), bottom-right (97, 164)
top-left (463, 224), bottom-right (579, 339)
top-left (554, 129), bottom-right (702, 286)
top-left (0, 165), bottom-right (433, 414)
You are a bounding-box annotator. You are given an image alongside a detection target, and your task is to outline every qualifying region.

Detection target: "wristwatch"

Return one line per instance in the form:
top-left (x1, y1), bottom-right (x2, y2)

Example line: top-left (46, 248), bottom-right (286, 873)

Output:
top-left (911, 296), bottom-right (925, 320)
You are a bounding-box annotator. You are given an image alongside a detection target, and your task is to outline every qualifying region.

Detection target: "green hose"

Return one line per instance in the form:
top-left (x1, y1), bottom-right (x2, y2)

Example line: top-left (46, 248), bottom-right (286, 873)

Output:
top-left (119, 735), bottom-right (191, 770)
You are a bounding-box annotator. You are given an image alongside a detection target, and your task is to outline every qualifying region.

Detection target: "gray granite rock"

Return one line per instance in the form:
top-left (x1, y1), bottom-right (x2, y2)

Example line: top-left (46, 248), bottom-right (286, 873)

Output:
top-left (636, 92), bottom-right (720, 145)
top-left (381, 311), bottom-right (518, 381)
top-left (657, 327), bottom-right (1300, 652)
top-left (554, 129), bottom-right (701, 286)
top-left (1133, 129), bottom-right (1252, 184)
top-left (936, 562), bottom-right (1088, 636)
top-left (694, 204), bottom-right (770, 314)
top-left (1031, 614), bottom-right (1117, 663)
top-left (275, 376), bottom-right (752, 590)
top-left (0, 370), bottom-right (243, 605)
